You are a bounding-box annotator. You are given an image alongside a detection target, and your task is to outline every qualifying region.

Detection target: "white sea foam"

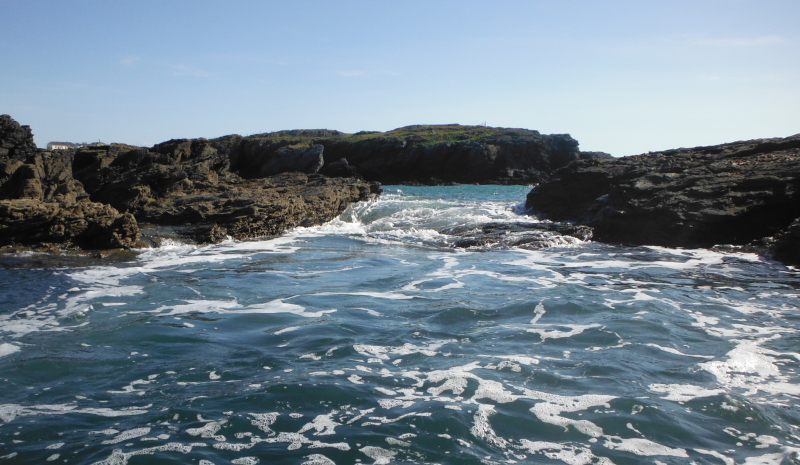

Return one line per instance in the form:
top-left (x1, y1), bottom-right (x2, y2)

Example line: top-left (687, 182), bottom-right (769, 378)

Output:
top-left (643, 343), bottom-right (714, 359)
top-left (699, 340), bottom-right (800, 398)
top-left (518, 440), bottom-right (613, 465)
top-left (354, 340), bottom-right (454, 361)
top-left (527, 324), bottom-right (602, 341)
top-left (648, 384), bottom-right (725, 402)
top-left (101, 427), bottom-right (151, 444)
top-left (0, 343), bottom-right (20, 358)
top-left (301, 454), bottom-right (336, 465)
top-left (147, 298), bottom-right (335, 318)
top-left (313, 291), bottom-right (414, 300)
top-left (360, 446), bottom-right (397, 464)
top-left (603, 436), bottom-right (689, 457)
top-left (0, 403), bottom-right (148, 423)
top-left (90, 443), bottom-right (195, 465)
top-left (298, 414), bottom-right (341, 436)
top-left (694, 449), bottom-right (735, 465)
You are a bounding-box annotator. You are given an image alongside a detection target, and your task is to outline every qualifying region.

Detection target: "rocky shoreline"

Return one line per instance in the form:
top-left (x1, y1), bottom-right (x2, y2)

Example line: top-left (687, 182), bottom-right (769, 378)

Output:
top-left (525, 134), bottom-right (800, 266)
top-left (1, 115), bottom-right (607, 255)
top-left (2, 114), bottom-right (798, 267)
top-left (0, 115), bottom-right (380, 253)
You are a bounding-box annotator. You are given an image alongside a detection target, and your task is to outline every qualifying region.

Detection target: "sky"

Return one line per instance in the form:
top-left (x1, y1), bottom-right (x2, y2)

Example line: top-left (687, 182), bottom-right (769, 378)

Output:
top-left (1, 1), bottom-right (798, 156)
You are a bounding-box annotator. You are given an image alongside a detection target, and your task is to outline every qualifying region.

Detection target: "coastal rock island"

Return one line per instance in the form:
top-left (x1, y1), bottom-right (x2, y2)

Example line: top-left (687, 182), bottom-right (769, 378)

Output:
top-left (205, 124), bottom-right (609, 185)
top-left (525, 135), bottom-right (800, 266)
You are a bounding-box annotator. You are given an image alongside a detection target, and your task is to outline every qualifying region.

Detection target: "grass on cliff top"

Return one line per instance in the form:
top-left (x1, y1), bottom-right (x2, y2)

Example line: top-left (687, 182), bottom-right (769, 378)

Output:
top-left (245, 124), bottom-right (540, 147)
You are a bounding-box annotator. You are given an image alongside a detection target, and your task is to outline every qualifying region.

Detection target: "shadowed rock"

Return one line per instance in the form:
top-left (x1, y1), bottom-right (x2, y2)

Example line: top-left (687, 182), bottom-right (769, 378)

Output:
top-left (525, 135), bottom-right (800, 266)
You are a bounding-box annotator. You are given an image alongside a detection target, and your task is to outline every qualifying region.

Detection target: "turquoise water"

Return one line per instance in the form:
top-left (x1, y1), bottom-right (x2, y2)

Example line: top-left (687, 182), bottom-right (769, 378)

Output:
top-left (1, 185), bottom-right (799, 464)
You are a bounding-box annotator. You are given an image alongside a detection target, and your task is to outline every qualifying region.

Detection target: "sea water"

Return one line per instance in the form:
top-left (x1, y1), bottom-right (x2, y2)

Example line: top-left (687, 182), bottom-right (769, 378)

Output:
top-left (0, 185), bottom-right (799, 464)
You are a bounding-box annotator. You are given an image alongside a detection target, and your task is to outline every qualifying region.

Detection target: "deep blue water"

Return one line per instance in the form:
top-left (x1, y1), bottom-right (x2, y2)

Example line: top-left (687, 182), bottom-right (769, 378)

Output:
top-left (1, 185), bottom-right (799, 465)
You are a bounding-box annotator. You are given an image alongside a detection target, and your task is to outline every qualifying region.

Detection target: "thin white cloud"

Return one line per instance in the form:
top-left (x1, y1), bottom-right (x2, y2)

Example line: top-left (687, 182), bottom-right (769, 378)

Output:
top-left (338, 70), bottom-right (367, 77)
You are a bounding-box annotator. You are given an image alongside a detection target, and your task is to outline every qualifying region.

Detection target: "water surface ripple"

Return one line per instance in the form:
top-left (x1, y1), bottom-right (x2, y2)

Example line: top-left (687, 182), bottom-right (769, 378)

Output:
top-left (1, 186), bottom-right (799, 464)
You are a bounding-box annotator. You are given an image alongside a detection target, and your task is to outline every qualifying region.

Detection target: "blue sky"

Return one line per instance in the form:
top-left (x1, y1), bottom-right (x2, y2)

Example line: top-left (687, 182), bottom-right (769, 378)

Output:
top-left (1, 1), bottom-right (798, 156)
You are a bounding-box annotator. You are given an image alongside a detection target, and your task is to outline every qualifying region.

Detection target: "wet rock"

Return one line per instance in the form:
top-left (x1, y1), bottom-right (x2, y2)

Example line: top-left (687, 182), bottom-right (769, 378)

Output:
top-left (773, 218), bottom-right (800, 266)
top-left (444, 221), bottom-right (593, 249)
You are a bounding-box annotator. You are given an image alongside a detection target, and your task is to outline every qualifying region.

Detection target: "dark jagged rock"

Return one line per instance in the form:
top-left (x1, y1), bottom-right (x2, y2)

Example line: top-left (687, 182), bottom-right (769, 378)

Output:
top-left (0, 115), bottom-right (38, 160)
top-left (579, 151), bottom-right (614, 160)
top-left (318, 126), bottom-right (580, 185)
top-left (773, 218), bottom-right (800, 266)
top-left (525, 135), bottom-right (800, 265)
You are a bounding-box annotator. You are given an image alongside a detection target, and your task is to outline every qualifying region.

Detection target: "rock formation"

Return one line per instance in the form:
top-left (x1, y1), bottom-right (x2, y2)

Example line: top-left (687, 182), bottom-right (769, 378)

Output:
top-left (0, 115), bottom-right (380, 252)
top-left (0, 115), bottom-right (38, 160)
top-left (71, 139), bottom-right (379, 244)
top-left (0, 116), bottom-right (139, 251)
top-left (525, 135), bottom-right (800, 266)
top-left (208, 124), bottom-right (608, 185)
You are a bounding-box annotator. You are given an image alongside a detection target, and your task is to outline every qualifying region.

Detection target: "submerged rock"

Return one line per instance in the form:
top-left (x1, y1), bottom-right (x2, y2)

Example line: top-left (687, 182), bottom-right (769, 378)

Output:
top-left (525, 134), bottom-right (800, 265)
top-left (444, 221), bottom-right (593, 249)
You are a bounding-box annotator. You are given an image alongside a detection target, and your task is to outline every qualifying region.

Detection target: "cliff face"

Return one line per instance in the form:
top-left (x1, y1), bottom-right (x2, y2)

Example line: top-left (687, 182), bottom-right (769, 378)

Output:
top-left (525, 135), bottom-right (800, 265)
top-left (0, 115), bottom-right (380, 251)
top-left (210, 125), bottom-right (605, 185)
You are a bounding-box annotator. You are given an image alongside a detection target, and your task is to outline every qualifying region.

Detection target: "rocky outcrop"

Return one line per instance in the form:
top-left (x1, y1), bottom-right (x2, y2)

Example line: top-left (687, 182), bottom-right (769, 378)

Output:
top-left (0, 121), bottom-right (139, 250)
top-left (0, 115), bottom-right (37, 160)
top-left (209, 125), bottom-right (606, 185)
top-left (525, 135), bottom-right (800, 265)
top-left (0, 115), bottom-right (380, 252)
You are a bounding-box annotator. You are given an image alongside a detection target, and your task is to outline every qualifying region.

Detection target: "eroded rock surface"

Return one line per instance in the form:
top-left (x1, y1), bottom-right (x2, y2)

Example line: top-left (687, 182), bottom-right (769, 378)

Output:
top-left (526, 135), bottom-right (800, 265)
top-left (0, 133), bottom-right (139, 250)
top-left (210, 125), bottom-right (608, 185)
top-left (0, 115), bottom-right (380, 252)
